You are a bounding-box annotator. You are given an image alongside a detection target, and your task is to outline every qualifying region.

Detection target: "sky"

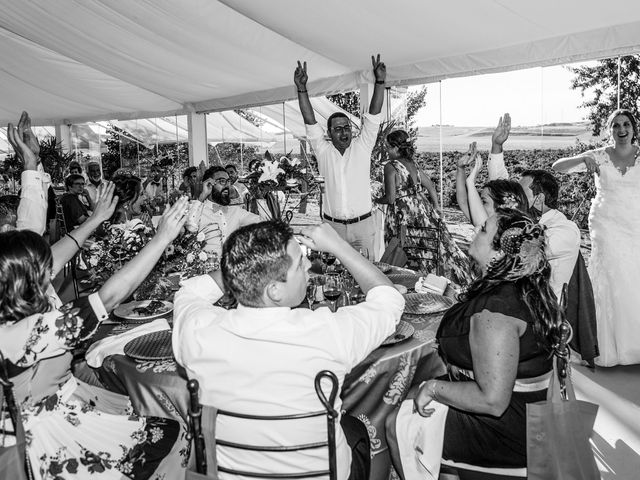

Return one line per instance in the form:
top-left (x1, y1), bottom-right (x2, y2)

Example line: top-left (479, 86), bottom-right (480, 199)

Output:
top-left (410, 61), bottom-right (597, 127)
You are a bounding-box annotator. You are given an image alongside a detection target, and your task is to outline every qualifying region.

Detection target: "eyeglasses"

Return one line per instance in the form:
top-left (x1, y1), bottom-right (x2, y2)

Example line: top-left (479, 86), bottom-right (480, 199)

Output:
top-left (213, 178), bottom-right (229, 186)
top-left (73, 182), bottom-right (85, 187)
top-left (331, 125), bottom-right (352, 134)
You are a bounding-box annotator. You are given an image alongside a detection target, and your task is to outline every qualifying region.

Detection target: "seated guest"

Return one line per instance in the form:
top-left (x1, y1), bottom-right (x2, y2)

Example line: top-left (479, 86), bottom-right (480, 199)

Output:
top-left (189, 165), bottom-right (260, 254)
top-left (85, 161), bottom-right (104, 205)
top-left (225, 163), bottom-right (249, 206)
top-left (173, 221), bottom-right (405, 480)
top-left (0, 197), bottom-right (190, 479)
top-left (388, 208), bottom-right (560, 476)
top-left (60, 173), bottom-right (91, 229)
top-left (179, 166), bottom-right (199, 199)
top-left (109, 171), bottom-right (144, 223)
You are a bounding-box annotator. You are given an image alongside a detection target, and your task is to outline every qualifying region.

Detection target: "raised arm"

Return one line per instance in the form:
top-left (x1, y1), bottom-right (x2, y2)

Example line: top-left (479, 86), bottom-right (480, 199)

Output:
top-left (369, 54), bottom-right (387, 115)
top-left (419, 169), bottom-right (440, 210)
top-left (294, 61), bottom-right (317, 126)
top-left (466, 152), bottom-right (489, 227)
top-left (455, 142), bottom-right (477, 222)
top-left (374, 162), bottom-right (397, 205)
top-left (552, 152), bottom-right (596, 174)
top-left (98, 197), bottom-right (189, 312)
top-left (487, 114), bottom-right (511, 180)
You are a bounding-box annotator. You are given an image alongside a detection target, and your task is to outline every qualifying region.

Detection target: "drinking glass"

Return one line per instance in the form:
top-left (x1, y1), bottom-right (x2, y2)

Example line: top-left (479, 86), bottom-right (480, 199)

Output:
top-left (306, 282), bottom-right (317, 309)
top-left (323, 273), bottom-right (342, 313)
top-left (324, 253), bottom-right (337, 273)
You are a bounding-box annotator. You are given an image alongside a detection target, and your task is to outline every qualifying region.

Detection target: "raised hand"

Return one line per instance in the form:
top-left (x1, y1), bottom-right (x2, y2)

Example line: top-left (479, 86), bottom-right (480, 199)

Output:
top-left (199, 179), bottom-right (213, 201)
top-left (468, 151), bottom-right (484, 183)
top-left (371, 53), bottom-right (386, 83)
top-left (91, 181), bottom-right (118, 223)
top-left (294, 61), bottom-right (308, 90)
top-left (7, 119), bottom-right (39, 171)
top-left (492, 113), bottom-right (511, 148)
top-left (457, 142), bottom-right (477, 168)
top-left (298, 223), bottom-right (345, 254)
top-left (17, 111), bottom-right (40, 158)
top-left (155, 196), bottom-right (189, 243)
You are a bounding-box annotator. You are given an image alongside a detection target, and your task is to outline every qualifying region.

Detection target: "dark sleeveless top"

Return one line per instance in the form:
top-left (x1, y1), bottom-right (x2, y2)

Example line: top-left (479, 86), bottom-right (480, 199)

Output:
top-left (436, 282), bottom-right (552, 378)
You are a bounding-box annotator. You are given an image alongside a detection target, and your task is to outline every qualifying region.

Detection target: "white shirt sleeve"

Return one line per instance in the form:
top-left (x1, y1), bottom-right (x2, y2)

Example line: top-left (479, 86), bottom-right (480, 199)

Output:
top-left (16, 170), bottom-right (47, 234)
top-left (305, 122), bottom-right (332, 168)
top-left (327, 285), bottom-right (405, 368)
top-left (357, 112), bottom-right (382, 151)
top-left (487, 152), bottom-right (510, 180)
top-left (172, 274), bottom-right (225, 365)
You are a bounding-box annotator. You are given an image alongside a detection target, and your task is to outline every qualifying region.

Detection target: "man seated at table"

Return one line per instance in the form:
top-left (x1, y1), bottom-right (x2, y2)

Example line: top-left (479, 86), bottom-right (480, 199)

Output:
top-left (225, 163), bottom-right (249, 206)
top-left (188, 165), bottom-right (260, 255)
top-left (173, 221), bottom-right (405, 480)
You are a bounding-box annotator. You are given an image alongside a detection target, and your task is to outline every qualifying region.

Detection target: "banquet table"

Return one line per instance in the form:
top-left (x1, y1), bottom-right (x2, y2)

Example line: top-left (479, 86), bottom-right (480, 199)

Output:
top-left (88, 269), bottom-right (449, 480)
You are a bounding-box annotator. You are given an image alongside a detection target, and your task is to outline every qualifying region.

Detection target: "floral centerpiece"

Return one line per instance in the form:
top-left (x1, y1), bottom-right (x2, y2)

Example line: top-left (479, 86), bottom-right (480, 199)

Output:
top-left (246, 151), bottom-right (311, 199)
top-left (163, 229), bottom-right (220, 279)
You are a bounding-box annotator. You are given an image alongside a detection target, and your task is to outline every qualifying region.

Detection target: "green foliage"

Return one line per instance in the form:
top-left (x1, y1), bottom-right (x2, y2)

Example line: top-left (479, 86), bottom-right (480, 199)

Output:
top-left (569, 55), bottom-right (640, 136)
top-left (406, 86), bottom-right (427, 139)
top-left (209, 142), bottom-right (261, 172)
top-left (39, 137), bottom-right (76, 184)
top-left (326, 91), bottom-right (361, 118)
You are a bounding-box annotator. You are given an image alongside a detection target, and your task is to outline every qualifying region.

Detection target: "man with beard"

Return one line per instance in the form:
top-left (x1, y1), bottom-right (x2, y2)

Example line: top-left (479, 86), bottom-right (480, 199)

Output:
top-left (85, 161), bottom-right (104, 205)
top-left (192, 165), bottom-right (260, 254)
top-left (225, 163), bottom-right (249, 206)
top-left (294, 54), bottom-right (386, 259)
top-left (487, 114), bottom-right (580, 299)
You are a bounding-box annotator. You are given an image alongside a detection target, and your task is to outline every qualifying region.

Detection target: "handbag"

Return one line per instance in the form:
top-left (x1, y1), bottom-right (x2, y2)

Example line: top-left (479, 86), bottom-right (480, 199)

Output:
top-left (0, 353), bottom-right (30, 480)
top-left (526, 322), bottom-right (600, 480)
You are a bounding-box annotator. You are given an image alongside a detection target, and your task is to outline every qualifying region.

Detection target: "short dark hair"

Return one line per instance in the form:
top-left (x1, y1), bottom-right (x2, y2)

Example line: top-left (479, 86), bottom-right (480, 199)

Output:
top-left (0, 195), bottom-right (20, 231)
top-left (183, 166), bottom-right (197, 179)
top-left (327, 112), bottom-right (349, 131)
top-left (0, 230), bottom-right (53, 323)
top-left (521, 169), bottom-right (559, 209)
top-left (222, 221), bottom-right (294, 307)
top-left (111, 172), bottom-right (142, 215)
top-left (202, 166), bottom-right (228, 183)
top-left (224, 164), bottom-right (237, 172)
top-left (68, 160), bottom-right (81, 171)
top-left (65, 174), bottom-right (85, 190)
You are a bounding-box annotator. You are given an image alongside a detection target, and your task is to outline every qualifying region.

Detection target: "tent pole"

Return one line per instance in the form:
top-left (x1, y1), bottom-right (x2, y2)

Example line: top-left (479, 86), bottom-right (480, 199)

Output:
top-left (438, 80), bottom-right (443, 214)
top-left (175, 115), bottom-right (179, 170)
top-left (283, 102), bottom-right (287, 154)
top-left (240, 113), bottom-right (244, 171)
top-left (617, 56), bottom-right (621, 109)
top-left (540, 68), bottom-right (544, 142)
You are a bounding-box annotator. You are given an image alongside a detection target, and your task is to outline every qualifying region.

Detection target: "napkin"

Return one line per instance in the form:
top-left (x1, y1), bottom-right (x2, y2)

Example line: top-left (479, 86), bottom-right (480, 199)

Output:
top-left (415, 274), bottom-right (449, 295)
top-left (395, 398), bottom-right (449, 480)
top-left (86, 318), bottom-right (170, 367)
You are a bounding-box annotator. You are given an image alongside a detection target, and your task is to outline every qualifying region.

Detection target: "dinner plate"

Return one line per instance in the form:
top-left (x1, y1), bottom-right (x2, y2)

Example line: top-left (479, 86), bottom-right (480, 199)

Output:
top-left (124, 329), bottom-right (173, 361)
top-left (373, 261), bottom-right (392, 273)
top-left (403, 292), bottom-right (454, 315)
top-left (382, 320), bottom-right (415, 345)
top-left (113, 300), bottom-right (173, 322)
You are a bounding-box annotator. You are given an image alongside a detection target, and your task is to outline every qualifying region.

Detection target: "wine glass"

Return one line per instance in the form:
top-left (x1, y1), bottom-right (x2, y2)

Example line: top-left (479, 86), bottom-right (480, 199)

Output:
top-left (323, 273), bottom-right (342, 313)
top-left (324, 253), bottom-right (337, 273)
top-left (306, 282), bottom-right (317, 309)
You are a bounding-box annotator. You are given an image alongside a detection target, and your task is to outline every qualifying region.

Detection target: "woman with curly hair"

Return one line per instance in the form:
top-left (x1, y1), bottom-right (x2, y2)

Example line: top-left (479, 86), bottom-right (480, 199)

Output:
top-left (375, 129), bottom-right (472, 286)
top-left (389, 208), bottom-right (562, 476)
top-left (0, 198), bottom-right (190, 479)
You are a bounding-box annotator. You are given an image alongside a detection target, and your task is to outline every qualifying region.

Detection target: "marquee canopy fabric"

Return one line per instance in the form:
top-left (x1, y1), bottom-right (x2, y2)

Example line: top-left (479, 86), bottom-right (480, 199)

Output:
top-left (1, 0), bottom-right (640, 126)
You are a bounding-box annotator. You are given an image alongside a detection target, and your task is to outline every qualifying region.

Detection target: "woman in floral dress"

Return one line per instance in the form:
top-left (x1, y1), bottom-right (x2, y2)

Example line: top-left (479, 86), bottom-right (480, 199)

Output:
top-left (375, 130), bottom-right (472, 286)
top-left (0, 198), bottom-right (190, 480)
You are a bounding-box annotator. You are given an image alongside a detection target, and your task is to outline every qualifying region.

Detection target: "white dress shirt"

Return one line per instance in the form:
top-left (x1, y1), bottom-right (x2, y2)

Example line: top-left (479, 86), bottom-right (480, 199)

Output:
top-left (85, 181), bottom-right (103, 205)
top-left (487, 152), bottom-right (580, 299)
top-left (306, 113), bottom-right (381, 219)
top-left (17, 168), bottom-right (50, 235)
top-left (173, 275), bottom-right (404, 480)
top-left (192, 199), bottom-right (260, 254)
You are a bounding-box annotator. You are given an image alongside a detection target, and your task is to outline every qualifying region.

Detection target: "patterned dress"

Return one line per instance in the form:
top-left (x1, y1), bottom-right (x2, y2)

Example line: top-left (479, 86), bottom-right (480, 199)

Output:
top-left (384, 160), bottom-right (472, 286)
top-left (0, 294), bottom-right (181, 480)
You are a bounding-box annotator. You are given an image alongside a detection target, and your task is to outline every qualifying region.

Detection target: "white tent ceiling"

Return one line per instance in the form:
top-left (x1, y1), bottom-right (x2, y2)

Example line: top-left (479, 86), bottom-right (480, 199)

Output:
top-left (1, 0), bottom-right (640, 126)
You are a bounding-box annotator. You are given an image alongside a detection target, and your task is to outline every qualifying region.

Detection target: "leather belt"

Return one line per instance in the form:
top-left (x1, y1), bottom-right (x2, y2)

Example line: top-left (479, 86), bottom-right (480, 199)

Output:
top-left (323, 211), bottom-right (372, 225)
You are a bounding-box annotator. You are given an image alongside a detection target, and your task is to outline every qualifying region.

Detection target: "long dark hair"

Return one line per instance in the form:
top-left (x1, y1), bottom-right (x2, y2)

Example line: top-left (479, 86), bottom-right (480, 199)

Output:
top-left (0, 230), bottom-right (53, 324)
top-left (386, 129), bottom-right (416, 161)
top-left (462, 208), bottom-right (561, 350)
top-left (111, 172), bottom-right (142, 222)
top-left (484, 179), bottom-right (529, 213)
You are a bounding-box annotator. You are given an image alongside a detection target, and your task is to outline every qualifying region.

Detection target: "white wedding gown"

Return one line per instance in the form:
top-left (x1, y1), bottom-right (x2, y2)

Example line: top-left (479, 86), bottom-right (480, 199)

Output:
top-left (588, 147), bottom-right (640, 366)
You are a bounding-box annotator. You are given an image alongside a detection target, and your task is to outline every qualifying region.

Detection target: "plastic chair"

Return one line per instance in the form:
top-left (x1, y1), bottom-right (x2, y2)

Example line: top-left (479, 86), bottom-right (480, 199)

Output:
top-left (185, 370), bottom-right (339, 479)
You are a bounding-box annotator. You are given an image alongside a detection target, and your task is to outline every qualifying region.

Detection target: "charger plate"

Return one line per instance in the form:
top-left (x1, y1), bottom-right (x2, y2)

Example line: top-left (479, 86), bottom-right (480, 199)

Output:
top-left (114, 300), bottom-right (173, 322)
top-left (124, 330), bottom-right (173, 361)
top-left (403, 292), bottom-right (454, 315)
top-left (387, 273), bottom-right (422, 289)
top-left (382, 320), bottom-right (415, 345)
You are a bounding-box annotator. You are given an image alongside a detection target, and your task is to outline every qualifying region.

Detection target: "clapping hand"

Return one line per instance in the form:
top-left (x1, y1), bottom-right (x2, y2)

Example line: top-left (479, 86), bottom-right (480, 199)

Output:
top-left (294, 61), bottom-right (308, 90)
top-left (155, 196), bottom-right (189, 243)
top-left (372, 53), bottom-right (386, 83)
top-left (457, 142), bottom-right (478, 169)
top-left (492, 113), bottom-right (511, 147)
top-left (7, 111), bottom-right (40, 171)
top-left (90, 182), bottom-right (118, 224)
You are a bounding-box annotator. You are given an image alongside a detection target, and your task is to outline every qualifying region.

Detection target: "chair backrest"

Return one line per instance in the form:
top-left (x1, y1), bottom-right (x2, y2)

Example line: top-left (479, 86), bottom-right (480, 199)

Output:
top-left (186, 370), bottom-right (339, 480)
top-left (555, 283), bottom-right (572, 400)
top-left (402, 220), bottom-right (442, 275)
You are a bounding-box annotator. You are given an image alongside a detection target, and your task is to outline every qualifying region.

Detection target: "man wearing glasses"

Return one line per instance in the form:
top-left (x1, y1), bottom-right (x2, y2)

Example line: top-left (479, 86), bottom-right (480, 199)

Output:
top-left (190, 166), bottom-right (260, 254)
top-left (294, 54), bottom-right (387, 258)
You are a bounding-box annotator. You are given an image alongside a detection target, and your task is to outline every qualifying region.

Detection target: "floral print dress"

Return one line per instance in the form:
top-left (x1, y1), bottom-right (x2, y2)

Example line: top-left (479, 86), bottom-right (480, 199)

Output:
top-left (0, 294), bottom-right (180, 480)
top-left (384, 160), bottom-right (472, 286)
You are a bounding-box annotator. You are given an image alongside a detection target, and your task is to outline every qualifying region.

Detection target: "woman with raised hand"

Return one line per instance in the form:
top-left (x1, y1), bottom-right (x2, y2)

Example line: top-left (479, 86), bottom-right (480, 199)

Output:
top-left (0, 197), bottom-right (189, 479)
top-left (389, 208), bottom-right (561, 476)
top-left (553, 108), bottom-right (640, 366)
top-left (375, 129), bottom-right (472, 286)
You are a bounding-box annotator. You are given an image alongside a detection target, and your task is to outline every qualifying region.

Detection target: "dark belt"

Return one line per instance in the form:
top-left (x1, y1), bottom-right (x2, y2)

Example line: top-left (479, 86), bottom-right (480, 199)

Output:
top-left (323, 211), bottom-right (372, 225)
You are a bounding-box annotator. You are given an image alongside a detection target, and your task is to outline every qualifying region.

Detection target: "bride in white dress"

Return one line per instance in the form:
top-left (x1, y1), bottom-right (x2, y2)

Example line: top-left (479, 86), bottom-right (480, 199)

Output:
top-left (553, 109), bottom-right (640, 366)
